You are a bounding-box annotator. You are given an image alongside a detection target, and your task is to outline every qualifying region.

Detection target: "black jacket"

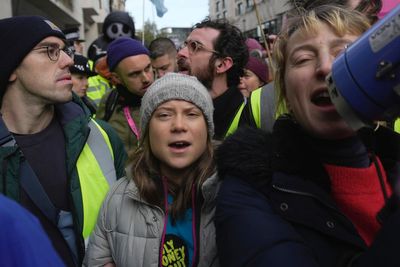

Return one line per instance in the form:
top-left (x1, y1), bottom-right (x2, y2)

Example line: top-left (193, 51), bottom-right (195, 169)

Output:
top-left (215, 116), bottom-right (400, 267)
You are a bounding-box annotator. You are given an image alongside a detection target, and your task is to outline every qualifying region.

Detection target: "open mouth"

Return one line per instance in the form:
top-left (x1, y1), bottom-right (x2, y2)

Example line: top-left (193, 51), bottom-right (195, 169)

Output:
top-left (311, 91), bottom-right (332, 107)
top-left (177, 58), bottom-right (190, 73)
top-left (169, 141), bottom-right (191, 149)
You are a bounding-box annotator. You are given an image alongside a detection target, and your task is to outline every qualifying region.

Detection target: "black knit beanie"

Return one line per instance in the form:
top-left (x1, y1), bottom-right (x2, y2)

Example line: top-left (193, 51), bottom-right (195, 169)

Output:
top-left (0, 16), bottom-right (65, 95)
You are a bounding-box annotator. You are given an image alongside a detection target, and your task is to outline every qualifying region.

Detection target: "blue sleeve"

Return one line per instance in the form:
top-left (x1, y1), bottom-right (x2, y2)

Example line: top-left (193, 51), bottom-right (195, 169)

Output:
top-left (0, 195), bottom-right (65, 267)
top-left (215, 176), bottom-right (319, 267)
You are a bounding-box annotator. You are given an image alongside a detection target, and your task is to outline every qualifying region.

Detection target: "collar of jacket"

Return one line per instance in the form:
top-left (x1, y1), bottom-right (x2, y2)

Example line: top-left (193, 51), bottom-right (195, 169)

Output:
top-left (54, 93), bottom-right (91, 127)
top-left (116, 84), bottom-right (142, 107)
top-left (199, 172), bottom-right (219, 208)
top-left (124, 166), bottom-right (219, 209)
top-left (54, 93), bottom-right (92, 175)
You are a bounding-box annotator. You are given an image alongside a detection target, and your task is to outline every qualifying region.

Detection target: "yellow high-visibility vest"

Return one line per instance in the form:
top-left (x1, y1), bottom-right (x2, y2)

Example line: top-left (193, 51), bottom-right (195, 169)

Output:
top-left (77, 119), bottom-right (116, 239)
top-left (225, 84), bottom-right (277, 138)
top-left (395, 118), bottom-right (400, 133)
top-left (87, 75), bottom-right (112, 108)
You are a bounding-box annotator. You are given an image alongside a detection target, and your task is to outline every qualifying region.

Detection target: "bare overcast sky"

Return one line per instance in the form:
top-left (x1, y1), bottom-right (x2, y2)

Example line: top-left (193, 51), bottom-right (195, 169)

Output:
top-left (125, 0), bottom-right (210, 30)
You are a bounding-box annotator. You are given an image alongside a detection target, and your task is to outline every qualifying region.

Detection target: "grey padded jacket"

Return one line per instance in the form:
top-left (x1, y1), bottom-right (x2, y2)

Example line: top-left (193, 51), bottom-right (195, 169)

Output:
top-left (84, 172), bottom-right (220, 267)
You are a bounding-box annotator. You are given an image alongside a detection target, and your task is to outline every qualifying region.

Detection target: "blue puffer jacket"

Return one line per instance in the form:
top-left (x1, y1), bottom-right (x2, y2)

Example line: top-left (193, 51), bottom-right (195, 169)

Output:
top-left (0, 194), bottom-right (65, 266)
top-left (215, 116), bottom-right (400, 267)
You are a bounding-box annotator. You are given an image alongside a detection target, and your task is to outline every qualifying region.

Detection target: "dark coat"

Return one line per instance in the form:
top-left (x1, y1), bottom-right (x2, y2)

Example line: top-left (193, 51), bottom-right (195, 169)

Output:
top-left (215, 116), bottom-right (400, 267)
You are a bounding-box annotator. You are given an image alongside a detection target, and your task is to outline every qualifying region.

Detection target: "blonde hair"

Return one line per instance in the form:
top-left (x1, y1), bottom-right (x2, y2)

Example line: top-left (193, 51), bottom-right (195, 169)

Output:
top-left (272, 5), bottom-right (371, 113)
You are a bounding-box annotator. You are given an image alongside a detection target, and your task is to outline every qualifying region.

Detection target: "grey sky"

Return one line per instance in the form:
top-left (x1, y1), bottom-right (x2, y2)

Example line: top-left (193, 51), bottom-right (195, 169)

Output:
top-left (125, 0), bottom-right (210, 30)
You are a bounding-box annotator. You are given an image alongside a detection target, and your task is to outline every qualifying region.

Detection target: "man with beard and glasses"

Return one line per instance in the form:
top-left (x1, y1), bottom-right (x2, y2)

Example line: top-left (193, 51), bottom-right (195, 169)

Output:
top-left (177, 18), bottom-right (268, 140)
top-left (178, 18), bottom-right (280, 139)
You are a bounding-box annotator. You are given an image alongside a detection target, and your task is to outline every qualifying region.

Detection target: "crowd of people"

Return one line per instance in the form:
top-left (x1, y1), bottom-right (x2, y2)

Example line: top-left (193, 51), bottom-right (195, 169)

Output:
top-left (0, 0), bottom-right (399, 266)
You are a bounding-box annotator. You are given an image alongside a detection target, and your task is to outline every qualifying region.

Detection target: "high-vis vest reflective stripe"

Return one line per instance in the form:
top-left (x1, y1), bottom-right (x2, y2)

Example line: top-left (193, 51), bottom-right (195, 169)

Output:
top-left (250, 84), bottom-right (280, 133)
top-left (77, 119), bottom-right (116, 239)
top-left (87, 75), bottom-right (111, 107)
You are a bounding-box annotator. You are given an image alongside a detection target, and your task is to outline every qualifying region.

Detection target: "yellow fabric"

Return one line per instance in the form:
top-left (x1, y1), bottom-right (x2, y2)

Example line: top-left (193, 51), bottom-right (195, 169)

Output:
top-left (77, 120), bottom-right (114, 238)
top-left (87, 75), bottom-right (111, 105)
top-left (250, 88), bottom-right (262, 128)
top-left (395, 118), bottom-right (400, 133)
top-left (225, 104), bottom-right (246, 137)
top-left (91, 119), bottom-right (114, 159)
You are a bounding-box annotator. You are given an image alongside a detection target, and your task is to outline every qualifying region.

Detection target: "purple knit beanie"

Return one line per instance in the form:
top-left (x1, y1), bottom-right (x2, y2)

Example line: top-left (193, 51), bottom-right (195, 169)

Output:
top-left (246, 56), bottom-right (269, 84)
top-left (245, 38), bottom-right (263, 51)
top-left (107, 37), bottom-right (149, 71)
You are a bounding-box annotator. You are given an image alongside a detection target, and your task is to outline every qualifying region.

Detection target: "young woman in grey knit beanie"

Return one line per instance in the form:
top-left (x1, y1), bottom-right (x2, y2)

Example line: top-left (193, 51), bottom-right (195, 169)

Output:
top-left (85, 73), bottom-right (219, 267)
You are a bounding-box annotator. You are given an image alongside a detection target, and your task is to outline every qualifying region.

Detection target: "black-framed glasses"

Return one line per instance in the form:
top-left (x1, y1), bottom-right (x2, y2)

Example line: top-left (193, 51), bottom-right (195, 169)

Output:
top-left (32, 44), bottom-right (75, 61)
top-left (182, 40), bottom-right (219, 55)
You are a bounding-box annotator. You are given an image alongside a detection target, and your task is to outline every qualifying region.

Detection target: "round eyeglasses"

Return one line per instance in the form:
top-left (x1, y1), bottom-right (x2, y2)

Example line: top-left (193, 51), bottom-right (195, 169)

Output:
top-left (33, 44), bottom-right (75, 61)
top-left (182, 40), bottom-right (219, 55)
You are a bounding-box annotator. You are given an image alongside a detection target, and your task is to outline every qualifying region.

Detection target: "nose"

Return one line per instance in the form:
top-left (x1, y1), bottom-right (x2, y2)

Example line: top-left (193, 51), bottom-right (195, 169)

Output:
top-left (142, 70), bottom-right (153, 84)
top-left (316, 54), bottom-right (333, 78)
top-left (238, 77), bottom-right (246, 89)
top-left (177, 45), bottom-right (189, 59)
top-left (60, 51), bottom-right (74, 68)
top-left (171, 114), bottom-right (187, 132)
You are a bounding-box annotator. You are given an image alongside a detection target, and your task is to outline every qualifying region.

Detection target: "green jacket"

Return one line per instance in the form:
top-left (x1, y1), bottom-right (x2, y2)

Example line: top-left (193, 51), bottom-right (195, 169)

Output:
top-left (0, 94), bottom-right (127, 262)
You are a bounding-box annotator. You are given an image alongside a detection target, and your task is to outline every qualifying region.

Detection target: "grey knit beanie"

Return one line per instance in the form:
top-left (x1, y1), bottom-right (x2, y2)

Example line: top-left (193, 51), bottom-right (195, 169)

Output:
top-left (140, 73), bottom-right (214, 137)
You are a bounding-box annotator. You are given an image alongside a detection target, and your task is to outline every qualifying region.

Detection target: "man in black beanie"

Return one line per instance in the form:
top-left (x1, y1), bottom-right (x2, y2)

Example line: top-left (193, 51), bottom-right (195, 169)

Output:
top-left (96, 37), bottom-right (154, 152)
top-left (0, 16), bottom-right (127, 266)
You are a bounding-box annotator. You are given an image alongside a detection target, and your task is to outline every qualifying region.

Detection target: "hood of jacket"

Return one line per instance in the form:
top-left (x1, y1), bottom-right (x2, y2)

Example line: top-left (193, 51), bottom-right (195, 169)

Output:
top-left (125, 165), bottom-right (219, 209)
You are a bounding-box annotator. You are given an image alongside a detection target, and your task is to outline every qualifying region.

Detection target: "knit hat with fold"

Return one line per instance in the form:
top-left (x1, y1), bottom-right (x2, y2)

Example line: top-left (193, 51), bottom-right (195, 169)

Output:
top-left (0, 16), bottom-right (65, 94)
top-left (107, 37), bottom-right (149, 71)
top-left (140, 73), bottom-right (214, 137)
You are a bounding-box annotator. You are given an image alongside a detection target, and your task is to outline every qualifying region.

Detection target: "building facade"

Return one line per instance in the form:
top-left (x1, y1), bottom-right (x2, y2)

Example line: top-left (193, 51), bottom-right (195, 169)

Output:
top-left (209, 0), bottom-right (290, 42)
top-left (159, 27), bottom-right (192, 49)
top-left (0, 0), bottom-right (126, 56)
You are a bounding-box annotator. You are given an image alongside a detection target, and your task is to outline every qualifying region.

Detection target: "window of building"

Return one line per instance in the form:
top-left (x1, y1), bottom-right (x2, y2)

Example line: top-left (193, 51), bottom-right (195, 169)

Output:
top-left (237, 3), bottom-right (243, 15)
top-left (262, 18), bottom-right (279, 35)
top-left (216, 1), bottom-right (220, 12)
top-left (223, 10), bottom-right (227, 18)
top-left (222, 0), bottom-right (226, 8)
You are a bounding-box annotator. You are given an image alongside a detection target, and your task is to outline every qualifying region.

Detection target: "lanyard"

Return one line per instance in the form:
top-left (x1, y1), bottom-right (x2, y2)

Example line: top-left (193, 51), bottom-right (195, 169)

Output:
top-left (123, 106), bottom-right (140, 140)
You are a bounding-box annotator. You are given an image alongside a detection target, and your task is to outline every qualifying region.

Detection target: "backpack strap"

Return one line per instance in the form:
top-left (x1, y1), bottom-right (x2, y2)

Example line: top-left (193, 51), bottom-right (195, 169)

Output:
top-left (0, 118), bottom-right (59, 225)
top-left (19, 160), bottom-right (59, 225)
top-left (103, 89), bottom-right (119, 121)
top-left (0, 117), bottom-right (79, 264)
